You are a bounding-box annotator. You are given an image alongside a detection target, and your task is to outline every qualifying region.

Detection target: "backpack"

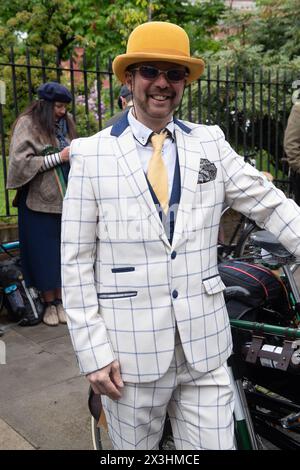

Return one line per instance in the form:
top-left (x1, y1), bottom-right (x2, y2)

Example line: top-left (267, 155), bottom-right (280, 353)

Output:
top-left (0, 256), bottom-right (44, 326)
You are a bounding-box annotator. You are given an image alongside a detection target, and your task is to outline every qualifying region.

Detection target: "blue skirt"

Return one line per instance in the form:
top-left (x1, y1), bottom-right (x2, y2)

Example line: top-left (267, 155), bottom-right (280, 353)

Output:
top-left (18, 187), bottom-right (62, 292)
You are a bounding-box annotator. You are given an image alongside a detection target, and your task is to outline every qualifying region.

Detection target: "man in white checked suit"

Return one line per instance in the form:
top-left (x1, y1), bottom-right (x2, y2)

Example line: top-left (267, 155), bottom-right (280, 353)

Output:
top-left (61, 22), bottom-right (300, 450)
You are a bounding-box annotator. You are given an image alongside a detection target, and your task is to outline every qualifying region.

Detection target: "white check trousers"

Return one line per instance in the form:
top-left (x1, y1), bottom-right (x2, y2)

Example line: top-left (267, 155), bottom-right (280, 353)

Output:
top-left (102, 329), bottom-right (235, 450)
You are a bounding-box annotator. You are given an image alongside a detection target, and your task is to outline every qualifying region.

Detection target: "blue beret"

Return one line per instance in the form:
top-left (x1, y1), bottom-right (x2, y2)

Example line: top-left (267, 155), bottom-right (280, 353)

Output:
top-left (37, 81), bottom-right (72, 103)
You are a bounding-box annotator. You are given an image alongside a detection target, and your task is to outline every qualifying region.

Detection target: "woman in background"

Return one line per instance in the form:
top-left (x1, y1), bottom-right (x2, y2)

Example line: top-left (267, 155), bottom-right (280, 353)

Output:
top-left (7, 81), bottom-right (77, 326)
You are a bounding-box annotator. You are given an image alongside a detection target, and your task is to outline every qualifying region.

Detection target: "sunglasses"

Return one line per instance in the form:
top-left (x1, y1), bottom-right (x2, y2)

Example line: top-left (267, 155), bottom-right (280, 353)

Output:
top-left (130, 65), bottom-right (189, 83)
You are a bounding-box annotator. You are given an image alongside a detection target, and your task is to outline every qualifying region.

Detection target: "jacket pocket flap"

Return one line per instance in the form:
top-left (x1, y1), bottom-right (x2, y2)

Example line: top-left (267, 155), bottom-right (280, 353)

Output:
top-left (202, 275), bottom-right (226, 295)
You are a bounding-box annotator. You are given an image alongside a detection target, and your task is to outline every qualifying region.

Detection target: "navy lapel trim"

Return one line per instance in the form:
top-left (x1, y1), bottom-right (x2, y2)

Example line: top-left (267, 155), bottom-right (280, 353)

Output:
top-left (174, 118), bottom-right (192, 134)
top-left (111, 113), bottom-right (192, 137)
top-left (169, 151), bottom-right (181, 208)
top-left (110, 109), bottom-right (130, 137)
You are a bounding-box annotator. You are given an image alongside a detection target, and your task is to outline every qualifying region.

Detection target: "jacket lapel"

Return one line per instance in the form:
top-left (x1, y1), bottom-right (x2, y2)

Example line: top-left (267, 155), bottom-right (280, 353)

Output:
top-left (172, 122), bottom-right (202, 249)
top-left (111, 115), bottom-right (170, 247)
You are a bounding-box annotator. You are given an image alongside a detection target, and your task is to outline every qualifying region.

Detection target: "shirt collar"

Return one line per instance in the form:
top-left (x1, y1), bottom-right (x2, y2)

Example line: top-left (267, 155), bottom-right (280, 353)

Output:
top-left (128, 108), bottom-right (175, 146)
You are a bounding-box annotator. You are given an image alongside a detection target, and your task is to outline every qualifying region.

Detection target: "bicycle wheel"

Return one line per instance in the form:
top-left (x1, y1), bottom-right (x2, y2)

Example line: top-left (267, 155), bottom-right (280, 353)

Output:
top-left (91, 415), bottom-right (113, 450)
top-left (219, 208), bottom-right (258, 261)
top-left (234, 222), bottom-right (260, 259)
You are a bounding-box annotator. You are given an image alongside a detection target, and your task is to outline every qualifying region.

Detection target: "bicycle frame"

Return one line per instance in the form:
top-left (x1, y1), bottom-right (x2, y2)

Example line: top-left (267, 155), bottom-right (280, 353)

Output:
top-left (229, 317), bottom-right (300, 450)
top-left (230, 319), bottom-right (300, 339)
top-left (228, 355), bottom-right (259, 450)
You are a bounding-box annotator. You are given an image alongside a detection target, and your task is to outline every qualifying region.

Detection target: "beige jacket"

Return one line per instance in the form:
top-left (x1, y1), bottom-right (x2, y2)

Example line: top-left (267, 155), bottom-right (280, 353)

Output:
top-left (284, 102), bottom-right (300, 174)
top-left (7, 115), bottom-right (71, 213)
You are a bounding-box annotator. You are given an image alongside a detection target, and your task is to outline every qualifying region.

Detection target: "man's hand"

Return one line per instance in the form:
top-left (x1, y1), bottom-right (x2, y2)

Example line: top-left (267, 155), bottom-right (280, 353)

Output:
top-left (59, 146), bottom-right (70, 162)
top-left (87, 360), bottom-right (124, 400)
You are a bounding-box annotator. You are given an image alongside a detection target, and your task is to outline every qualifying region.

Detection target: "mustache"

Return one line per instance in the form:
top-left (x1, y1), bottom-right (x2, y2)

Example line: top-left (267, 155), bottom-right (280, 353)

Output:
top-left (147, 89), bottom-right (176, 97)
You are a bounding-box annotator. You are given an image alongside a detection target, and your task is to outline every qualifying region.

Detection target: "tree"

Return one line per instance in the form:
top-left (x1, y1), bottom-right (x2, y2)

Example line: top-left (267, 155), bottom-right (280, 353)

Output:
top-left (250, 0), bottom-right (300, 62)
top-left (69, 0), bottom-right (225, 65)
top-left (196, 1), bottom-right (300, 180)
top-left (0, 0), bottom-right (76, 59)
top-left (0, 0), bottom-right (226, 144)
top-left (0, 0), bottom-right (225, 65)
top-left (215, 0), bottom-right (300, 71)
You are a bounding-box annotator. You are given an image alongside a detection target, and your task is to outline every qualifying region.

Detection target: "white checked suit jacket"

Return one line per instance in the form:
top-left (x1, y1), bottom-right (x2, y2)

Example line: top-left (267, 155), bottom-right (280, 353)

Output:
top-left (61, 114), bottom-right (300, 382)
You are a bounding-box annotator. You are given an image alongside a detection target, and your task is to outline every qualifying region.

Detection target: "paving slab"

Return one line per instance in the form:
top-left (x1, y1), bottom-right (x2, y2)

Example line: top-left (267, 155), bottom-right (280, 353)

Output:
top-left (0, 347), bottom-right (79, 401)
top-left (13, 322), bottom-right (69, 344)
top-left (39, 334), bottom-right (78, 365)
top-left (0, 376), bottom-right (92, 450)
top-left (0, 321), bottom-right (93, 450)
top-left (0, 418), bottom-right (35, 450)
top-left (1, 329), bottom-right (44, 362)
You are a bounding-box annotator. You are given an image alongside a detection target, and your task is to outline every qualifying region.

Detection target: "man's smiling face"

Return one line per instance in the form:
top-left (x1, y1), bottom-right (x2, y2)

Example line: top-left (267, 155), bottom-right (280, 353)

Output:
top-left (125, 61), bottom-right (187, 132)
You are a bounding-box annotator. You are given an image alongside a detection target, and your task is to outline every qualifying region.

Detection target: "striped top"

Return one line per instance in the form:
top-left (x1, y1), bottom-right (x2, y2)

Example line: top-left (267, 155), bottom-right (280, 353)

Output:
top-left (39, 152), bottom-right (62, 173)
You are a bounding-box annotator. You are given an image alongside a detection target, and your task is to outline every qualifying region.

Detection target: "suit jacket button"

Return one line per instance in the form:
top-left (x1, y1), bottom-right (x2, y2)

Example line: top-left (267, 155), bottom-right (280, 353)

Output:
top-left (171, 251), bottom-right (177, 259)
top-left (172, 290), bottom-right (178, 299)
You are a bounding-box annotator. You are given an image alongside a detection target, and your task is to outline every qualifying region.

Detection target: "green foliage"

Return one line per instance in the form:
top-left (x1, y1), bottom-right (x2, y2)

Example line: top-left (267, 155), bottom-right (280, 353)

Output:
top-left (0, 0), bottom-right (76, 60)
top-left (217, 0), bottom-right (300, 71)
top-left (74, 103), bottom-right (99, 137)
top-left (1, 0), bottom-right (298, 217)
top-left (68, 0), bottom-right (225, 65)
top-left (0, 0), bottom-right (225, 144)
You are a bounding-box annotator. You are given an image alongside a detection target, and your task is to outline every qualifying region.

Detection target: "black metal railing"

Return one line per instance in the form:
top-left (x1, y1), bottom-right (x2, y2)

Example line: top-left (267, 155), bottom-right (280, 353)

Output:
top-left (0, 48), bottom-right (297, 217)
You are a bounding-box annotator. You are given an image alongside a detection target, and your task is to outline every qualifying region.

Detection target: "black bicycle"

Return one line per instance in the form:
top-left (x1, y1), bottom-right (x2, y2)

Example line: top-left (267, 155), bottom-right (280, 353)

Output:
top-left (226, 230), bottom-right (300, 450)
top-left (218, 206), bottom-right (259, 261)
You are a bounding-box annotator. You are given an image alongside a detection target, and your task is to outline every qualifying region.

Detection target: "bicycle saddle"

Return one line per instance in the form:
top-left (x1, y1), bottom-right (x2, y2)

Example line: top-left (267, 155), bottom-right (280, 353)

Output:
top-left (250, 230), bottom-right (292, 258)
top-left (224, 286), bottom-right (251, 301)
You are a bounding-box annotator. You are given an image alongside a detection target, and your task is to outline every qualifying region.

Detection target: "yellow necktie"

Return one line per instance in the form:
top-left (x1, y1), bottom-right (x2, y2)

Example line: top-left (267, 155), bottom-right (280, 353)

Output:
top-left (147, 131), bottom-right (168, 213)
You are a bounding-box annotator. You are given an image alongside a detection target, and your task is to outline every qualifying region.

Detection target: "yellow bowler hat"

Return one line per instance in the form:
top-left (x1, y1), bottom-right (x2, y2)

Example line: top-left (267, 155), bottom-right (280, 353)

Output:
top-left (113, 22), bottom-right (205, 85)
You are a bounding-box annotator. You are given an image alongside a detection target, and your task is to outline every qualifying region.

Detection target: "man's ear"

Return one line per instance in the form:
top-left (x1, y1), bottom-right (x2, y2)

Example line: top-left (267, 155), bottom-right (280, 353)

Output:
top-left (124, 71), bottom-right (133, 92)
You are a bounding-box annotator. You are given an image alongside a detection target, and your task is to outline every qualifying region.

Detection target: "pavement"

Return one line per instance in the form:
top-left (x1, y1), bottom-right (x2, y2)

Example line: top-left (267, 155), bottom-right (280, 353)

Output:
top-left (0, 317), bottom-right (93, 450)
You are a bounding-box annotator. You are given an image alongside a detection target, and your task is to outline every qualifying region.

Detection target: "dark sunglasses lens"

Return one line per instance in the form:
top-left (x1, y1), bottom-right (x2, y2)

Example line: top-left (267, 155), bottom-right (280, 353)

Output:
top-left (167, 69), bottom-right (186, 81)
top-left (140, 66), bottom-right (159, 79)
top-left (138, 66), bottom-right (186, 82)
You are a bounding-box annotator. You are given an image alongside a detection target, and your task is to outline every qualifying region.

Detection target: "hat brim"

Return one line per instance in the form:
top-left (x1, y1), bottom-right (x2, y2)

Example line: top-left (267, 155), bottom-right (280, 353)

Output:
top-left (113, 53), bottom-right (205, 85)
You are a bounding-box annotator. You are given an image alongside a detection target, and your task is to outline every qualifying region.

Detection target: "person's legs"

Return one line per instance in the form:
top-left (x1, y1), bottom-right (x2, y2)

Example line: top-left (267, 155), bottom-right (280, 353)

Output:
top-left (43, 290), bottom-right (56, 303)
top-left (167, 362), bottom-right (235, 450)
top-left (53, 288), bottom-right (67, 323)
top-left (101, 348), bottom-right (180, 449)
top-left (163, 328), bottom-right (235, 450)
top-left (102, 330), bottom-right (234, 450)
top-left (42, 289), bottom-right (66, 325)
top-left (42, 289), bottom-right (59, 326)
top-left (54, 288), bottom-right (61, 301)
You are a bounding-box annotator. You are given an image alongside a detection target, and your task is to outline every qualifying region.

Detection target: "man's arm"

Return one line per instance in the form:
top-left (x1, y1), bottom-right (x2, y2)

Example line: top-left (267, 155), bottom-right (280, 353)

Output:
top-left (284, 103), bottom-right (300, 173)
top-left (215, 126), bottom-right (300, 257)
top-left (61, 141), bottom-right (116, 377)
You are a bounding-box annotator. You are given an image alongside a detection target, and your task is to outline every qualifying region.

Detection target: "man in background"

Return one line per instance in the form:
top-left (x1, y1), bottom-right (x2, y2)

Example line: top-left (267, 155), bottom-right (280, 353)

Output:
top-left (284, 102), bottom-right (300, 205)
top-left (104, 84), bottom-right (133, 128)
